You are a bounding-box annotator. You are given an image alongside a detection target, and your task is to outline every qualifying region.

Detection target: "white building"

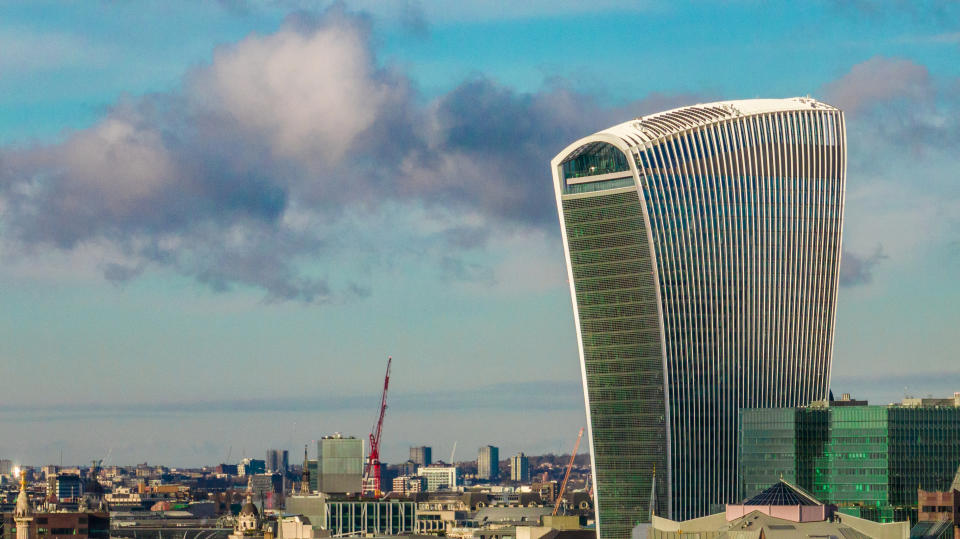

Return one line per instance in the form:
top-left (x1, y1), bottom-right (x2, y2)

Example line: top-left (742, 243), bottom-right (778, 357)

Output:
top-left (418, 466), bottom-right (459, 492)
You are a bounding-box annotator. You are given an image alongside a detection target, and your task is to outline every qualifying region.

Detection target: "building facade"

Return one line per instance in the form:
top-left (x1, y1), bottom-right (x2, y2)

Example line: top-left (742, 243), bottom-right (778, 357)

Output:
top-left (317, 435), bottom-right (363, 494)
top-left (238, 458), bottom-right (266, 476)
top-left (740, 399), bottom-right (960, 522)
top-left (511, 453), bottom-right (530, 482)
top-left (410, 447), bottom-right (432, 467)
top-left (419, 466), bottom-right (459, 492)
top-left (266, 449), bottom-right (289, 474)
top-left (551, 98), bottom-right (846, 534)
top-left (477, 446), bottom-right (499, 482)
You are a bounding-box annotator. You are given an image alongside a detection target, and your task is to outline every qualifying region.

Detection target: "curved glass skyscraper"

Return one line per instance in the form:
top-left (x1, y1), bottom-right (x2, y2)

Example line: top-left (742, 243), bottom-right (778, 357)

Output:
top-left (550, 98), bottom-right (846, 536)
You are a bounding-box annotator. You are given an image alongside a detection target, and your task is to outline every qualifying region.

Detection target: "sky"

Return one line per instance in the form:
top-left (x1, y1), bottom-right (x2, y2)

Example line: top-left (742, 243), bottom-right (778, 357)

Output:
top-left (0, 0), bottom-right (958, 468)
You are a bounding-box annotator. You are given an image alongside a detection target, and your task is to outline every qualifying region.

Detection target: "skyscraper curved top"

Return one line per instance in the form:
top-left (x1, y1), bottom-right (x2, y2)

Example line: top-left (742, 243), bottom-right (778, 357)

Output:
top-left (550, 97), bottom-right (846, 537)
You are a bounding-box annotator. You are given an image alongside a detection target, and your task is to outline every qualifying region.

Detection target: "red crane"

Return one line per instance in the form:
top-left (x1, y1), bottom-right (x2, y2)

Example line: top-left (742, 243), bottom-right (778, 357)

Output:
top-left (363, 356), bottom-right (392, 498)
top-left (553, 427), bottom-right (584, 516)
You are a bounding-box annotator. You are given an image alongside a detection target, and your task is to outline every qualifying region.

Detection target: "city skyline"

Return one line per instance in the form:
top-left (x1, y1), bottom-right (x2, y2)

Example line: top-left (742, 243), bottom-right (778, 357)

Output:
top-left (1, 2), bottom-right (959, 467)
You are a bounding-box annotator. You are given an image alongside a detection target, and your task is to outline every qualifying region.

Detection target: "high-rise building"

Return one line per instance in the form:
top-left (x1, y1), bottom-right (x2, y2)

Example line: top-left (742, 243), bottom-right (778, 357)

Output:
top-left (0, 459), bottom-right (13, 476)
top-left (266, 449), bottom-right (289, 474)
top-left (409, 446), bottom-right (432, 467)
top-left (317, 434), bottom-right (363, 494)
top-left (740, 397), bottom-right (960, 522)
top-left (477, 445), bottom-right (499, 482)
top-left (511, 453), bottom-right (530, 482)
top-left (551, 98), bottom-right (847, 532)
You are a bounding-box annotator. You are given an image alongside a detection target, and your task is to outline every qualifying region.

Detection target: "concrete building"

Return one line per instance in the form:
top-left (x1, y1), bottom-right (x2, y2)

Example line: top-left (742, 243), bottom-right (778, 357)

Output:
top-left (410, 446), bottom-right (432, 467)
top-left (265, 449), bottom-right (288, 474)
top-left (552, 98), bottom-right (847, 531)
top-left (512, 453), bottom-right (531, 482)
top-left (644, 479), bottom-right (909, 539)
top-left (0, 460), bottom-right (12, 476)
top-left (419, 465), bottom-right (459, 492)
top-left (478, 446), bottom-right (499, 482)
top-left (317, 434), bottom-right (363, 494)
top-left (740, 395), bottom-right (960, 522)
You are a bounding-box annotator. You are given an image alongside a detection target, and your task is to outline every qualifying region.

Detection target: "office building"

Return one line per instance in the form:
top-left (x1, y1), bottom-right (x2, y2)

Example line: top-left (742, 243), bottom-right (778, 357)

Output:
top-left (419, 465), bottom-right (459, 492)
top-left (740, 396), bottom-right (960, 521)
top-left (477, 446), bottom-right (499, 482)
top-left (410, 446), bottom-right (432, 467)
top-left (238, 458), bottom-right (266, 476)
top-left (56, 474), bottom-right (84, 501)
top-left (317, 434), bottom-right (363, 494)
top-left (0, 460), bottom-right (12, 476)
top-left (266, 449), bottom-right (289, 473)
top-left (511, 453), bottom-right (530, 482)
top-left (286, 495), bottom-right (415, 536)
top-left (551, 98), bottom-right (846, 531)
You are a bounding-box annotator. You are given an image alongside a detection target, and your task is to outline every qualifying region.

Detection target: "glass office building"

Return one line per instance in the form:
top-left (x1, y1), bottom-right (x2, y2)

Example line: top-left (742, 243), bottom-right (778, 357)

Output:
top-left (550, 98), bottom-right (846, 536)
top-left (740, 401), bottom-right (960, 522)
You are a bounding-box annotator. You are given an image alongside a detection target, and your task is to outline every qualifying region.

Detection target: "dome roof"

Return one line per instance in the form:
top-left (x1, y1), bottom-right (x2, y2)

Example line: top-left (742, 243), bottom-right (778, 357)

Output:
top-left (240, 500), bottom-right (259, 517)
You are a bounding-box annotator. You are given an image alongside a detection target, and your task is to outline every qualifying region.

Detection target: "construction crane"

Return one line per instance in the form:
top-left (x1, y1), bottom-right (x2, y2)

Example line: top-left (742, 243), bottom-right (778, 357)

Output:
top-left (362, 356), bottom-right (392, 498)
top-left (552, 427), bottom-right (584, 516)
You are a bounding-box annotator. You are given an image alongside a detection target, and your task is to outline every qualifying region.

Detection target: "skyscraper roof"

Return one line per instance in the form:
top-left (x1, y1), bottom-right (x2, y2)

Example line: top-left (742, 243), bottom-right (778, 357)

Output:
top-left (743, 480), bottom-right (822, 507)
top-left (560, 97), bottom-right (839, 158)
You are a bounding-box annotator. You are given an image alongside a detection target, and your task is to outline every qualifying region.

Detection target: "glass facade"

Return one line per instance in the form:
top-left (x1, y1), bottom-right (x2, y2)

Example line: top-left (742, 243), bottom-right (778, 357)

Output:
top-left (740, 404), bottom-right (960, 522)
top-left (552, 99), bottom-right (847, 537)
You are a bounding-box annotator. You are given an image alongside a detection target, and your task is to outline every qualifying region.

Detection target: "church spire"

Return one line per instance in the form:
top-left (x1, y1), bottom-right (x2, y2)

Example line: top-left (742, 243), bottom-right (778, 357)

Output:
top-left (300, 444), bottom-right (311, 494)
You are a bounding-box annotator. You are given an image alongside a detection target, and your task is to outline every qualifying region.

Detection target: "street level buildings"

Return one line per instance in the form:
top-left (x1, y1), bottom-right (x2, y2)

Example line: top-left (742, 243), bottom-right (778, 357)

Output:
top-left (551, 98), bottom-right (847, 534)
top-left (740, 395), bottom-right (960, 522)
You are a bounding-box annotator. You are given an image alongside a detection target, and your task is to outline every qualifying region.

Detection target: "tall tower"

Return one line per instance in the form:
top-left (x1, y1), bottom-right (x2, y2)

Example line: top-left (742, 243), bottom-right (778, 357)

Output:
top-left (14, 471), bottom-right (33, 539)
top-left (551, 98), bottom-right (846, 535)
top-left (300, 445), bottom-right (310, 495)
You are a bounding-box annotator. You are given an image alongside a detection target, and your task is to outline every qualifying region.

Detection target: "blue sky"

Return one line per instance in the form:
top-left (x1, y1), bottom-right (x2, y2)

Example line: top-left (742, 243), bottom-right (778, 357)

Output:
top-left (1, 1), bottom-right (958, 467)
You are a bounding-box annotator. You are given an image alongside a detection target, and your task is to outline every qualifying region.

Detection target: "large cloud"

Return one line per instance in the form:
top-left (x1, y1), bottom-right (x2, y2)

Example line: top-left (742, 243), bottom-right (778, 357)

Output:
top-left (0, 7), bottom-right (702, 301)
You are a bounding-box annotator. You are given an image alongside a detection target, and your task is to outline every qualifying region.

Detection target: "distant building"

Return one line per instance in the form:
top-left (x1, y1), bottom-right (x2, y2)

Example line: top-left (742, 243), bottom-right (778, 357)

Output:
top-left (0, 460), bottom-right (12, 476)
top-left (477, 446), bottom-right (499, 482)
top-left (266, 449), bottom-right (289, 473)
top-left (410, 446), bottom-right (432, 467)
top-left (511, 453), bottom-right (530, 482)
top-left (307, 460), bottom-right (319, 492)
top-left (418, 465), bottom-right (459, 492)
top-left (392, 475), bottom-right (425, 495)
top-left (396, 460), bottom-right (418, 477)
top-left (317, 434), bottom-right (363, 494)
top-left (238, 458), bottom-right (266, 476)
top-left (56, 474), bottom-right (83, 501)
top-left (216, 463), bottom-right (238, 475)
top-left (740, 395), bottom-right (960, 522)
